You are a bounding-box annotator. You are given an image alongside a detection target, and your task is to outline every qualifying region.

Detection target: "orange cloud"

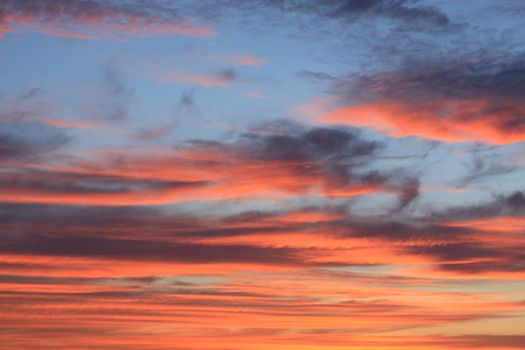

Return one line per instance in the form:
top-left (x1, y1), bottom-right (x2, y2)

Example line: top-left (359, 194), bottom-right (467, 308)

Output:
top-left (2, 197), bottom-right (524, 349)
top-left (0, 157), bottom-right (381, 206)
top-left (320, 99), bottom-right (525, 144)
top-left (0, 125), bottom-right (400, 206)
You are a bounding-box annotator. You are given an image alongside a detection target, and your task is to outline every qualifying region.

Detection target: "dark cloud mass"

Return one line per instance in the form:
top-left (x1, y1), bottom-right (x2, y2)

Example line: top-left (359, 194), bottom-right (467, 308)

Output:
top-left (0, 121), bottom-right (69, 161)
top-left (0, 169), bottom-right (205, 195)
top-left (336, 54), bottom-right (525, 102)
top-left (0, 233), bottom-right (306, 265)
top-left (198, 0), bottom-right (452, 30)
top-left (245, 126), bottom-right (380, 162)
top-left (316, 0), bottom-right (450, 27)
top-left (429, 190), bottom-right (525, 222)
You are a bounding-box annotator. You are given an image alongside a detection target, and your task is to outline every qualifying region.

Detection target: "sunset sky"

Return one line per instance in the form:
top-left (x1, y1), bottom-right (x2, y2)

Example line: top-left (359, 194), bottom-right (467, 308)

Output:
top-left (1, 1), bottom-right (525, 349)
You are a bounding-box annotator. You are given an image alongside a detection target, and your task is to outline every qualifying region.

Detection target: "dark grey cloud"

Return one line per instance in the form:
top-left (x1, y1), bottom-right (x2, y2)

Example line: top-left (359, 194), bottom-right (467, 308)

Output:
top-left (342, 220), bottom-right (471, 242)
top-left (190, 123), bottom-right (385, 180)
top-left (245, 126), bottom-right (380, 163)
top-left (189, 123), bottom-right (420, 206)
top-left (409, 242), bottom-right (503, 262)
top-left (0, 201), bottom-right (458, 244)
top-left (0, 202), bottom-right (298, 248)
top-left (0, 202), bottom-right (158, 227)
top-left (428, 190), bottom-right (525, 222)
top-left (0, 197), bottom-right (520, 274)
top-left (0, 233), bottom-right (308, 265)
top-left (243, 125), bottom-right (377, 188)
top-left (408, 242), bottom-right (525, 273)
top-left (0, 121), bottom-right (70, 162)
top-left (336, 54), bottom-right (525, 103)
top-left (0, 169), bottom-right (206, 198)
top-left (0, 274), bottom-right (160, 286)
top-left (215, 68), bottom-right (236, 82)
top-left (392, 177), bottom-right (419, 213)
top-left (311, 0), bottom-right (450, 27)
top-left (439, 259), bottom-right (525, 274)
top-left (198, 0), bottom-right (452, 30)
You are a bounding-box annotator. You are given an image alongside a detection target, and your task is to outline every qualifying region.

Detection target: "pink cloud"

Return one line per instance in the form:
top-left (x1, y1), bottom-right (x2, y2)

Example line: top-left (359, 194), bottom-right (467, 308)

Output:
top-left (0, 0), bottom-right (215, 40)
top-left (161, 70), bottom-right (237, 88)
top-left (210, 54), bottom-right (268, 66)
top-left (246, 91), bottom-right (267, 99)
top-left (38, 116), bottom-right (100, 129)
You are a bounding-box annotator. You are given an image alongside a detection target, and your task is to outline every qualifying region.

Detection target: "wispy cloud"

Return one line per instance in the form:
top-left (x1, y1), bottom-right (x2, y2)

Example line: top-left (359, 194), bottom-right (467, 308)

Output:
top-left (161, 69), bottom-right (237, 88)
top-left (0, 0), bottom-right (214, 40)
top-left (209, 54), bottom-right (268, 66)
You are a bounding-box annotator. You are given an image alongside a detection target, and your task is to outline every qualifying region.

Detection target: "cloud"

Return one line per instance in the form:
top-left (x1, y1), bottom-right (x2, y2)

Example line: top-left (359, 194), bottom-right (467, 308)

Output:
top-left (36, 116), bottom-right (99, 129)
top-left (408, 242), bottom-right (525, 273)
top-left (0, 203), bottom-right (322, 267)
top-left (321, 54), bottom-right (525, 144)
top-left (0, 123), bottom-right (420, 206)
top-left (376, 190), bottom-right (525, 274)
top-left (0, 0), bottom-right (214, 40)
top-left (94, 61), bottom-right (135, 122)
top-left (209, 54), bottom-right (268, 66)
top-left (304, 0), bottom-right (450, 27)
top-left (0, 168), bottom-right (208, 206)
top-left (161, 69), bottom-right (237, 88)
top-left (0, 120), bottom-right (70, 162)
top-left (199, 0), bottom-right (453, 32)
top-left (454, 150), bottom-right (520, 187)
top-left (428, 190), bottom-right (525, 222)
top-left (133, 91), bottom-right (203, 141)
top-left (0, 87), bottom-right (100, 129)
top-left (341, 220), bottom-right (472, 242)
top-left (3, 1), bottom-right (525, 348)
top-left (447, 335), bottom-right (525, 349)
top-left (0, 233), bottom-right (307, 266)
top-left (1, 195), bottom-right (523, 350)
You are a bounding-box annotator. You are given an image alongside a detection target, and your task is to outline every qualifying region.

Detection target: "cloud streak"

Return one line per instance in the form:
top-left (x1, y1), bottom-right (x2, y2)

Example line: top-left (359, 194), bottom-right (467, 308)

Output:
top-left (0, 0), bottom-right (214, 40)
top-left (161, 69), bottom-right (237, 88)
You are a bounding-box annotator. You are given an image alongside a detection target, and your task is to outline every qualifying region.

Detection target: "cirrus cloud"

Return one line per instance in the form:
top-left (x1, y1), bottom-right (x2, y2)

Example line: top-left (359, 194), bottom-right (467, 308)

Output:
top-left (0, 0), bottom-right (214, 40)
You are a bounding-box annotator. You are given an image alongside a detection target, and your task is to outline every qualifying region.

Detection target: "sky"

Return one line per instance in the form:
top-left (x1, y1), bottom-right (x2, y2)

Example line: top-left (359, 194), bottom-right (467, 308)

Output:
top-left (1, 0), bottom-right (525, 349)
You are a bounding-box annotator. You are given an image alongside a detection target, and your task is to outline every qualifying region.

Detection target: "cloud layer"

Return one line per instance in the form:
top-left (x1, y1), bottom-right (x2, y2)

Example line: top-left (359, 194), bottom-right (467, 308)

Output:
top-left (2, 1), bottom-right (525, 350)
